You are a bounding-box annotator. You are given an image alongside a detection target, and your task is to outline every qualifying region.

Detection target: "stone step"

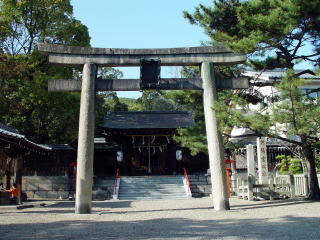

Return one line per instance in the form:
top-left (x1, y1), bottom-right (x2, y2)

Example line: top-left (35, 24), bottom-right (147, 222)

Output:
top-left (118, 176), bottom-right (188, 200)
top-left (119, 187), bottom-right (184, 191)
top-left (120, 184), bottom-right (183, 188)
top-left (121, 176), bottom-right (182, 178)
top-left (119, 194), bottom-right (187, 200)
top-left (119, 189), bottom-right (185, 194)
top-left (119, 191), bottom-right (186, 196)
top-left (120, 176), bottom-right (182, 178)
top-left (190, 180), bottom-right (209, 184)
top-left (120, 179), bottom-right (183, 183)
top-left (119, 188), bottom-right (185, 193)
top-left (119, 196), bottom-right (189, 200)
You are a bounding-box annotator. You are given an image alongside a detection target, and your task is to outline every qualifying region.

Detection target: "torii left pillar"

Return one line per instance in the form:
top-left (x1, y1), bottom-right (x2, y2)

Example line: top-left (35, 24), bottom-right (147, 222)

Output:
top-left (202, 62), bottom-right (230, 210)
top-left (75, 63), bottom-right (96, 214)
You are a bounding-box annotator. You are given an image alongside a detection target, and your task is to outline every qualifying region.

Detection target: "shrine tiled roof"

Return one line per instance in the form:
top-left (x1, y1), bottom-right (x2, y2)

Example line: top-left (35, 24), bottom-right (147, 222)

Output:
top-left (0, 122), bottom-right (51, 152)
top-left (0, 122), bottom-right (20, 135)
top-left (102, 111), bottom-right (195, 129)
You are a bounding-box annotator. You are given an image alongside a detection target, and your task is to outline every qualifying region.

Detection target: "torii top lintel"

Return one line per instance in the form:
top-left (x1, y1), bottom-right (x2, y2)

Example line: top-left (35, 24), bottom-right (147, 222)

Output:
top-left (38, 43), bottom-right (246, 67)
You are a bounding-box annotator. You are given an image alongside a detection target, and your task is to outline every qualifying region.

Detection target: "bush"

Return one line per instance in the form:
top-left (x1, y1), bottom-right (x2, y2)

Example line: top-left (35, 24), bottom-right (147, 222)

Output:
top-left (276, 155), bottom-right (303, 175)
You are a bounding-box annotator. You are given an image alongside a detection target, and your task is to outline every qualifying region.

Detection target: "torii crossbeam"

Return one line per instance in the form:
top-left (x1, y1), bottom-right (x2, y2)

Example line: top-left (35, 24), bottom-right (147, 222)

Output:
top-left (38, 43), bottom-right (247, 213)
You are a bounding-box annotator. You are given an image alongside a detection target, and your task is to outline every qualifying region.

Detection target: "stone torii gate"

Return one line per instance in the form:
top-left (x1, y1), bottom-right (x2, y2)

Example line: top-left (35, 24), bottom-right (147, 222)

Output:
top-left (38, 43), bottom-right (247, 213)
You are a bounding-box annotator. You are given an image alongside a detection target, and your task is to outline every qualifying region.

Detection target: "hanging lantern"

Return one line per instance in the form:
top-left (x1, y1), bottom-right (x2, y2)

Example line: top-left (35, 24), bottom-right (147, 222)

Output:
top-left (176, 150), bottom-right (182, 161)
top-left (117, 151), bottom-right (123, 162)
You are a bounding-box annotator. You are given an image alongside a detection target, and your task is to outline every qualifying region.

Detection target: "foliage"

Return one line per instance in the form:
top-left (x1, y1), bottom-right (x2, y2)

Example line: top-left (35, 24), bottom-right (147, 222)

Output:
top-left (167, 65), bottom-right (249, 155)
top-left (184, 0), bottom-right (320, 199)
top-left (184, 0), bottom-right (320, 67)
top-left (102, 92), bottom-right (129, 112)
top-left (95, 67), bottom-right (126, 136)
top-left (163, 66), bottom-right (208, 156)
top-left (0, 0), bottom-right (91, 143)
top-left (167, 90), bottom-right (206, 156)
top-left (271, 70), bottom-right (320, 139)
top-left (215, 70), bottom-right (320, 144)
top-left (118, 98), bottom-right (142, 111)
top-left (97, 67), bottom-right (123, 79)
top-left (0, 0), bottom-right (90, 55)
top-left (276, 155), bottom-right (303, 175)
top-left (136, 90), bottom-right (179, 111)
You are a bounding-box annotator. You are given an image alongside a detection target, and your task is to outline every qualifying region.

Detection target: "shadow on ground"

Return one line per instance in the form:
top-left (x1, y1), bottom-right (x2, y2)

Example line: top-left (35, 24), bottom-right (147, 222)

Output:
top-left (2, 200), bottom-right (134, 214)
top-left (0, 199), bottom-right (313, 215)
top-left (0, 214), bottom-right (319, 239)
top-left (1, 199), bottom-right (319, 239)
top-left (231, 199), bottom-right (312, 210)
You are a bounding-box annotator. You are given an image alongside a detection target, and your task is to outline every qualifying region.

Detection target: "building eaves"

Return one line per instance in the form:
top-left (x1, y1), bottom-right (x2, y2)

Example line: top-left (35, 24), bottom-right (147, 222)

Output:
top-left (101, 111), bottom-right (195, 130)
top-left (0, 123), bottom-right (51, 152)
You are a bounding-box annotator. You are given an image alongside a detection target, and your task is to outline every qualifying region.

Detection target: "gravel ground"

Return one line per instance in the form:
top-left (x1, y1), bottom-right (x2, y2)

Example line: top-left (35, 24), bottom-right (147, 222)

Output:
top-left (0, 197), bottom-right (319, 240)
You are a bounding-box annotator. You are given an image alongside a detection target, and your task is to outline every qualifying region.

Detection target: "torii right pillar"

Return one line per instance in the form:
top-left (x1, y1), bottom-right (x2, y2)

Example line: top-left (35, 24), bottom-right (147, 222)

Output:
top-left (202, 62), bottom-right (230, 211)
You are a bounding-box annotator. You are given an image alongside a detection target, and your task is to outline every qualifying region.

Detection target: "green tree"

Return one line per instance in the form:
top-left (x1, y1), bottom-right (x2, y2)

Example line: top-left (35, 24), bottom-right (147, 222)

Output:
top-left (165, 67), bottom-right (206, 155)
top-left (166, 66), bottom-right (241, 156)
top-left (184, 0), bottom-right (320, 199)
top-left (0, 0), bottom-right (91, 143)
top-left (95, 67), bottom-right (125, 136)
top-left (184, 0), bottom-right (320, 67)
top-left (0, 0), bottom-right (90, 54)
top-left (118, 97), bottom-right (142, 111)
top-left (102, 92), bottom-right (129, 112)
top-left (276, 155), bottom-right (303, 175)
top-left (136, 90), bottom-right (179, 111)
top-left (167, 89), bottom-right (207, 156)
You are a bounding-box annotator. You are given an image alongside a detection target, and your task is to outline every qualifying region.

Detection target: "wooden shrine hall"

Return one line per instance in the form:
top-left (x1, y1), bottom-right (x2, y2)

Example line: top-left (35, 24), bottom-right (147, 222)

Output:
top-left (100, 111), bottom-right (195, 176)
top-left (0, 122), bottom-right (51, 204)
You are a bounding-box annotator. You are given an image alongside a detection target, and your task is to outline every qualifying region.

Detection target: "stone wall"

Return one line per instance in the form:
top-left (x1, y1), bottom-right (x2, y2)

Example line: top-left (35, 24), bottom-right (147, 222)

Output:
top-left (22, 176), bottom-right (115, 200)
top-left (92, 177), bottom-right (115, 200)
top-left (189, 174), bottom-right (212, 197)
top-left (23, 176), bottom-right (69, 199)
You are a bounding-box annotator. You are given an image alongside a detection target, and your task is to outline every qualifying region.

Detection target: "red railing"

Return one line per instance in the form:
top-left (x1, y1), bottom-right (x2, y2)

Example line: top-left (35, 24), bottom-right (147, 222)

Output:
top-left (183, 168), bottom-right (191, 195)
top-left (113, 169), bottom-right (119, 196)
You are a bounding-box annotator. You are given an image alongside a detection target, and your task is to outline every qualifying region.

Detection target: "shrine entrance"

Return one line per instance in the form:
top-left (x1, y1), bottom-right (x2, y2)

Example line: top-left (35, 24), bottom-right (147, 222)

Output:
top-left (39, 43), bottom-right (248, 213)
top-left (131, 141), bottom-right (168, 175)
top-left (101, 111), bottom-right (194, 176)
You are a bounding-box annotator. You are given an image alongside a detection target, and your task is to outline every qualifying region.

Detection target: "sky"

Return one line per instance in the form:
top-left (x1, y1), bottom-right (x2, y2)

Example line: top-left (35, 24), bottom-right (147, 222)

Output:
top-left (70, 1), bottom-right (314, 99)
top-left (70, 0), bottom-right (212, 98)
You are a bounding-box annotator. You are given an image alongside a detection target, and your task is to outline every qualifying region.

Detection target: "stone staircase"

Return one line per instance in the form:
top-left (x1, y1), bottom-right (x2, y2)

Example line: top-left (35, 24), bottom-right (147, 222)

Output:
top-left (118, 176), bottom-right (188, 200)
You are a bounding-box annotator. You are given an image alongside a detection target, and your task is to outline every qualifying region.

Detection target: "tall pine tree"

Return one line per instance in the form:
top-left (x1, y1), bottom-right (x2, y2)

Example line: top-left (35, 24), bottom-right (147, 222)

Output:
top-left (184, 0), bottom-right (320, 199)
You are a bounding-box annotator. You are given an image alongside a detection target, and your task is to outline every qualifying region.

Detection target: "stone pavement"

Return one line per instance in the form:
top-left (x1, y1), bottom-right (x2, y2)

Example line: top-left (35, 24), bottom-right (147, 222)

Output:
top-left (0, 197), bottom-right (320, 239)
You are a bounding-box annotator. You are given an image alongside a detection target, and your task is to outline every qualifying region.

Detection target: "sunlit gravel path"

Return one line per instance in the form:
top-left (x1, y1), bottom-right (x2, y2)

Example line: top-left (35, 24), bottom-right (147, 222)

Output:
top-left (0, 197), bottom-right (319, 239)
